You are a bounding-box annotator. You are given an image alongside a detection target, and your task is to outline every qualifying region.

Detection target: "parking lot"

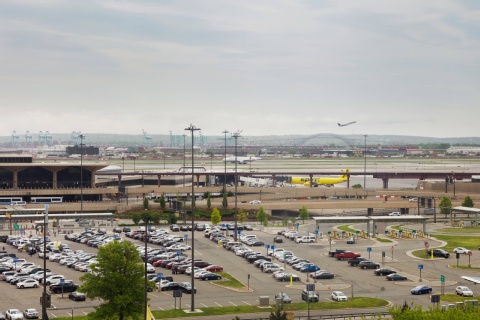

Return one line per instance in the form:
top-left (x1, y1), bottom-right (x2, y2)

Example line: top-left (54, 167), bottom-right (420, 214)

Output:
top-left (1, 220), bottom-right (479, 318)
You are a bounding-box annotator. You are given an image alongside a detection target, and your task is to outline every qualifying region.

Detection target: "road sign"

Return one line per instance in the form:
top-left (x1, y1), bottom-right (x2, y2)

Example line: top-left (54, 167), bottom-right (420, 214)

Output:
top-left (265, 244), bottom-right (270, 249)
top-left (156, 273), bottom-right (164, 278)
top-left (184, 234), bottom-right (188, 239)
top-left (271, 245), bottom-right (275, 250)
top-left (176, 251), bottom-right (182, 256)
top-left (418, 264), bottom-right (424, 270)
top-left (314, 230), bottom-right (319, 235)
top-left (13, 258), bottom-right (19, 262)
top-left (390, 246), bottom-right (394, 252)
top-left (45, 204), bottom-right (49, 209)
top-left (306, 284), bottom-right (315, 292)
top-left (60, 279), bottom-right (65, 285)
top-left (295, 223), bottom-right (300, 227)
top-left (367, 247), bottom-right (372, 252)
top-left (13, 224), bottom-right (19, 230)
top-left (173, 290), bottom-right (182, 298)
top-left (468, 251), bottom-right (473, 256)
top-left (440, 275), bottom-right (445, 282)
top-left (424, 241), bottom-right (429, 249)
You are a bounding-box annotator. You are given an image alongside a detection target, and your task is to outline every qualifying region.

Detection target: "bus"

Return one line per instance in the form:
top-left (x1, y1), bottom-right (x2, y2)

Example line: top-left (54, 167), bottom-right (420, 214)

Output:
top-left (30, 196), bottom-right (63, 204)
top-left (0, 197), bottom-right (23, 205)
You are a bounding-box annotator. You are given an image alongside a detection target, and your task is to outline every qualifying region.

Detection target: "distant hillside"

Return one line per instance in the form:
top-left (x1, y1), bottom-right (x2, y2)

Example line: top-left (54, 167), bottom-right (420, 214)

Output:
top-left (1, 133), bottom-right (480, 148)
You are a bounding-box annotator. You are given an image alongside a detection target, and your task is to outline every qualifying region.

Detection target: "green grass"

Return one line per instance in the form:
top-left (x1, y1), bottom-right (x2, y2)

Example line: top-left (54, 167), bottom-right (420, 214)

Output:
top-left (212, 271), bottom-right (247, 289)
top-left (440, 294), bottom-right (480, 303)
top-left (433, 235), bottom-right (479, 252)
top-left (337, 224), bottom-right (357, 233)
top-left (51, 297), bottom-right (388, 320)
top-left (435, 227), bottom-right (480, 234)
top-left (375, 237), bottom-right (393, 243)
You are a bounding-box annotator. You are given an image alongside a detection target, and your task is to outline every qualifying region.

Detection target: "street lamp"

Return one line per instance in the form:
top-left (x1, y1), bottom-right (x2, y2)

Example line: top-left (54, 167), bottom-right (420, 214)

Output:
top-left (121, 157), bottom-right (125, 173)
top-left (185, 124), bottom-right (200, 312)
top-left (183, 134), bottom-right (186, 187)
top-left (232, 130), bottom-right (242, 241)
top-left (143, 209), bottom-right (150, 320)
top-left (363, 135), bottom-right (367, 189)
top-left (41, 205), bottom-right (49, 320)
top-left (79, 134), bottom-right (85, 214)
top-left (222, 130), bottom-right (229, 191)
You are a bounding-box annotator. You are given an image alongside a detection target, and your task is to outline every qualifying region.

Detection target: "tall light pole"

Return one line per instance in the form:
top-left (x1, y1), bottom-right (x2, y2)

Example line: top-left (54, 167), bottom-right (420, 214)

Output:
top-left (79, 134), bottom-right (85, 214)
top-left (183, 134), bottom-right (186, 187)
top-left (143, 209), bottom-right (150, 320)
top-left (41, 205), bottom-right (49, 320)
top-left (222, 130), bottom-right (229, 191)
top-left (363, 135), bottom-right (367, 189)
top-left (232, 130), bottom-right (242, 241)
top-left (185, 124), bottom-right (200, 312)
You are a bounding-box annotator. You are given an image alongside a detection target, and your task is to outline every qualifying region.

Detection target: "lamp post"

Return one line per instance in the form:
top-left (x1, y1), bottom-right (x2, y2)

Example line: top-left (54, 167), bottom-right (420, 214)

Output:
top-left (143, 209), bottom-right (150, 320)
top-left (183, 134), bottom-right (186, 187)
top-left (41, 205), bottom-right (49, 320)
top-left (185, 124), bottom-right (200, 312)
top-left (121, 157), bottom-right (125, 173)
top-left (232, 130), bottom-right (242, 241)
top-left (79, 134), bottom-right (85, 214)
top-left (222, 130), bottom-right (229, 191)
top-left (363, 135), bottom-right (367, 189)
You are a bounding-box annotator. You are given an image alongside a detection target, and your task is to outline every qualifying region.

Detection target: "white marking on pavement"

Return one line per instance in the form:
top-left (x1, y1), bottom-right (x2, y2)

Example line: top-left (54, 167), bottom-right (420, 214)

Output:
top-left (215, 302), bottom-right (222, 307)
top-left (229, 301), bottom-right (237, 306)
top-left (243, 301), bottom-right (252, 306)
top-left (201, 303), bottom-right (208, 307)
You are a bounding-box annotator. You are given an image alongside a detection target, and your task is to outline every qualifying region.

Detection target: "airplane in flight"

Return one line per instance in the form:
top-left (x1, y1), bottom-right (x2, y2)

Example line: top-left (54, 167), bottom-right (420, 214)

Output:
top-left (288, 169), bottom-right (350, 187)
top-left (338, 121), bottom-right (356, 127)
top-left (222, 150), bottom-right (263, 164)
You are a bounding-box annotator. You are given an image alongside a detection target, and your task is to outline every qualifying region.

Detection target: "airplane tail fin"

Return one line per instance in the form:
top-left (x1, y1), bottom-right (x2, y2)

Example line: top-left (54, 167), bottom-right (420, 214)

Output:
top-left (340, 169), bottom-right (350, 180)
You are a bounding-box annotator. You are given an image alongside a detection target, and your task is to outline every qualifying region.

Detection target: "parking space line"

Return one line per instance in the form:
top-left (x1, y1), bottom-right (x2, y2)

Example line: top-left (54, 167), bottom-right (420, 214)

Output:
top-left (215, 302), bottom-right (222, 307)
top-left (229, 301), bottom-right (237, 306)
top-left (201, 303), bottom-right (208, 308)
top-left (242, 301), bottom-right (252, 306)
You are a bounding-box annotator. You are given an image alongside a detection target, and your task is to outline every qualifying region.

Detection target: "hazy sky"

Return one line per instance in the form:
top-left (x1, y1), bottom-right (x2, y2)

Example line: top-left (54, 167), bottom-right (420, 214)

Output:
top-left (1, 0), bottom-right (479, 138)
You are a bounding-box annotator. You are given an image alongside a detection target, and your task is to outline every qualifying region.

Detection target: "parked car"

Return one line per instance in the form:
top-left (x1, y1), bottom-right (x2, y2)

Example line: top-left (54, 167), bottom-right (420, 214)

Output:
top-left (178, 282), bottom-right (197, 294)
top-left (411, 285), bottom-right (432, 295)
top-left (427, 249), bottom-right (449, 258)
top-left (346, 237), bottom-right (355, 244)
top-left (200, 273), bottom-right (222, 281)
top-left (5, 309), bottom-right (23, 320)
top-left (386, 273), bottom-right (408, 281)
top-left (68, 291), bottom-right (87, 301)
top-left (23, 308), bottom-right (39, 319)
top-left (374, 268), bottom-right (396, 276)
top-left (331, 291), bottom-right (348, 301)
top-left (273, 236), bottom-right (283, 243)
top-left (301, 289), bottom-right (319, 302)
top-left (358, 261), bottom-right (380, 269)
top-left (455, 286), bottom-right (473, 297)
top-left (16, 278), bottom-right (39, 289)
top-left (274, 292), bottom-right (292, 303)
top-left (309, 271), bottom-right (335, 279)
top-left (276, 274), bottom-right (300, 282)
top-left (249, 200), bottom-right (261, 204)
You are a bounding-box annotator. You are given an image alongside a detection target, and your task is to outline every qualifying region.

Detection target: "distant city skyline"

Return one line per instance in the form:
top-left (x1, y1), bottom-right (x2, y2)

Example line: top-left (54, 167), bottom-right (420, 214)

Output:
top-left (1, 1), bottom-right (478, 137)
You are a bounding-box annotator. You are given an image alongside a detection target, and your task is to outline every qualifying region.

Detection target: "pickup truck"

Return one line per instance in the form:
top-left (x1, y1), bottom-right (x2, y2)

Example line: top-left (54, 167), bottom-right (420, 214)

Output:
top-left (49, 281), bottom-right (79, 293)
top-left (348, 257), bottom-right (368, 266)
top-left (335, 251), bottom-right (361, 260)
top-left (328, 249), bottom-right (346, 257)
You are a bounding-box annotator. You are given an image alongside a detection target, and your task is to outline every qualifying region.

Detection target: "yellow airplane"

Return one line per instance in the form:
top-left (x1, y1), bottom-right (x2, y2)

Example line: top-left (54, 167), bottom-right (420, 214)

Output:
top-left (289, 169), bottom-right (350, 187)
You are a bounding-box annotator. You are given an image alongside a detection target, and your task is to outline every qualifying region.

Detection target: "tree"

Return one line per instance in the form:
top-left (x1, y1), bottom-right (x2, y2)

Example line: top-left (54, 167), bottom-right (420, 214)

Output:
top-left (140, 211), bottom-right (160, 225)
top-left (79, 240), bottom-right (154, 320)
top-left (352, 184), bottom-right (363, 189)
top-left (256, 207), bottom-right (268, 227)
top-left (388, 303), bottom-right (480, 319)
top-left (131, 213), bottom-right (141, 225)
top-left (222, 191), bottom-right (228, 209)
top-left (211, 208), bottom-right (221, 225)
top-left (159, 193), bottom-right (166, 210)
top-left (206, 192), bottom-right (211, 209)
top-left (299, 206), bottom-right (309, 223)
top-left (439, 196), bottom-right (452, 217)
top-left (462, 196), bottom-right (474, 208)
top-left (238, 209), bottom-right (247, 224)
top-left (143, 196), bottom-right (149, 210)
top-left (269, 307), bottom-right (288, 320)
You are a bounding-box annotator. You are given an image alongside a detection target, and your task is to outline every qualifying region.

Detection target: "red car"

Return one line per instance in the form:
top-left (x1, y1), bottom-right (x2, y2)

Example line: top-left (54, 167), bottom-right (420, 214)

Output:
top-left (204, 265), bottom-right (223, 272)
top-left (153, 260), bottom-right (164, 267)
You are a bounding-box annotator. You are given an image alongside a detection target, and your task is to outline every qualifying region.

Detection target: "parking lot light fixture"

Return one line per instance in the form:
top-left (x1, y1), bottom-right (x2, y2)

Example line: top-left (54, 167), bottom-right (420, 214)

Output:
top-left (185, 124), bottom-right (200, 312)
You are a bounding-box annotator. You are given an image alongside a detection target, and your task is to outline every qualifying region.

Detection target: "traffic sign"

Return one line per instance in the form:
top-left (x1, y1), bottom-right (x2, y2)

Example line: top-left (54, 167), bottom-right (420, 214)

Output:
top-left (45, 204), bottom-right (49, 209)
top-left (440, 275), bottom-right (445, 282)
top-left (367, 247), bottom-right (372, 252)
top-left (13, 258), bottom-right (19, 262)
top-left (184, 234), bottom-right (188, 239)
top-left (156, 273), bottom-right (164, 278)
top-left (271, 245), bottom-right (275, 250)
top-left (390, 246), bottom-right (394, 252)
top-left (176, 251), bottom-right (182, 255)
top-left (468, 251), bottom-right (473, 256)
top-left (418, 264), bottom-right (424, 270)
top-left (295, 223), bottom-right (300, 227)
top-left (60, 279), bottom-right (65, 285)
top-left (265, 244), bottom-right (270, 249)
top-left (13, 224), bottom-right (19, 230)
top-left (314, 230), bottom-right (319, 235)
top-left (306, 284), bottom-right (315, 292)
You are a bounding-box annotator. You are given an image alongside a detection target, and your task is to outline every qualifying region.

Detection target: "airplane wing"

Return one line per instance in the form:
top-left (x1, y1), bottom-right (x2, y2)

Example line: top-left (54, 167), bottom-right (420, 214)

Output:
top-left (461, 276), bottom-right (480, 284)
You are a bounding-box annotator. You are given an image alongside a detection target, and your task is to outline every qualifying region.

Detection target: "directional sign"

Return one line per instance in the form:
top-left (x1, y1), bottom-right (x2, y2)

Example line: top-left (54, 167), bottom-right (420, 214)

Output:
top-left (440, 275), bottom-right (445, 282)
top-left (367, 247), bottom-right (372, 252)
top-left (13, 224), bottom-right (19, 230)
top-left (418, 264), bottom-right (424, 270)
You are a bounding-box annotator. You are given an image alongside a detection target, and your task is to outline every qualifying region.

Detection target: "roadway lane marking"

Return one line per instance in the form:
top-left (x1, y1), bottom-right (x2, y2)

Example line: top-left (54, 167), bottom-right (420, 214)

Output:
top-left (242, 301), bottom-right (252, 306)
top-left (229, 301), bottom-right (237, 306)
top-left (215, 302), bottom-right (222, 307)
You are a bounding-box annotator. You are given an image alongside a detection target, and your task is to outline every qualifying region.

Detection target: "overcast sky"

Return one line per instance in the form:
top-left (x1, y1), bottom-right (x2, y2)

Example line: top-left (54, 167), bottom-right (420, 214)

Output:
top-left (1, 0), bottom-right (479, 138)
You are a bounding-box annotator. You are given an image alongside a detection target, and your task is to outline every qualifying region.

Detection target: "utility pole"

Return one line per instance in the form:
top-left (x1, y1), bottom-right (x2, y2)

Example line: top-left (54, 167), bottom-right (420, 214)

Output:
top-left (232, 130), bottom-right (242, 241)
top-left (222, 130), bottom-right (229, 192)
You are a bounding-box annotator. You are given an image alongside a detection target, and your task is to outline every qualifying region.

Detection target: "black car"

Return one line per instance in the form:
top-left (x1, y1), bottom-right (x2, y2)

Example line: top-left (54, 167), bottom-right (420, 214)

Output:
top-left (178, 282), bottom-right (197, 293)
top-left (276, 274), bottom-right (300, 282)
top-left (195, 224), bottom-right (205, 231)
top-left (427, 249), bottom-right (450, 258)
top-left (200, 273), bottom-right (222, 281)
top-left (68, 291), bottom-right (86, 301)
top-left (358, 261), bottom-right (380, 269)
top-left (180, 225), bottom-right (189, 231)
top-left (274, 236), bottom-right (283, 243)
top-left (386, 273), bottom-right (407, 281)
top-left (122, 227), bottom-right (131, 233)
top-left (374, 268), bottom-right (396, 276)
top-left (310, 271), bottom-right (335, 279)
top-left (250, 241), bottom-right (265, 247)
top-left (49, 281), bottom-right (79, 294)
top-left (160, 282), bottom-right (181, 291)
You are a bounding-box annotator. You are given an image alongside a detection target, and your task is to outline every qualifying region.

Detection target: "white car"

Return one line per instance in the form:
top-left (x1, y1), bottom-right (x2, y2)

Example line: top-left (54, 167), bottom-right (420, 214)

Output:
top-left (455, 286), bottom-right (473, 297)
top-left (388, 212), bottom-right (401, 216)
top-left (453, 247), bottom-right (471, 254)
top-left (249, 200), bottom-right (261, 204)
top-left (146, 263), bottom-right (155, 273)
top-left (17, 278), bottom-right (39, 289)
top-left (409, 197), bottom-right (418, 202)
top-left (331, 291), bottom-right (348, 301)
top-left (5, 309), bottom-right (24, 320)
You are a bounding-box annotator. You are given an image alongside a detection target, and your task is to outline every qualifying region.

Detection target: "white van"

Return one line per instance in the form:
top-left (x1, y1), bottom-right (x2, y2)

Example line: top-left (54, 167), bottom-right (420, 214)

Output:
top-left (296, 236), bottom-right (316, 243)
